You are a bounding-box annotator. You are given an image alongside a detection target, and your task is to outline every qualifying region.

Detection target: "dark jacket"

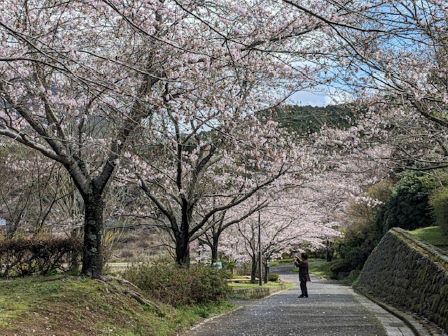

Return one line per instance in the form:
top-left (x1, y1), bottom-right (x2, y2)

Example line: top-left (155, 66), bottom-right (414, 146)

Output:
top-left (294, 259), bottom-right (311, 282)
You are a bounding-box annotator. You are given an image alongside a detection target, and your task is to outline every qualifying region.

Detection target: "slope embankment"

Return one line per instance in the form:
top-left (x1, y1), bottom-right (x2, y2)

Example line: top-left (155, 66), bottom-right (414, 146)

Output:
top-left (0, 275), bottom-right (232, 336)
top-left (355, 228), bottom-right (448, 331)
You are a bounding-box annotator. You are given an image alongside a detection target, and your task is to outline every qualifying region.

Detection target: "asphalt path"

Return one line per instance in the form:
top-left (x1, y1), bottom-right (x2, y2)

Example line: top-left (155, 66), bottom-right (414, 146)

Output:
top-left (187, 264), bottom-right (415, 336)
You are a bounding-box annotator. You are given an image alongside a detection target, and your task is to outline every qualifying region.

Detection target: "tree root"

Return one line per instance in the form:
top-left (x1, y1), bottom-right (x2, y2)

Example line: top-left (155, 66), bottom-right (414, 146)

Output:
top-left (97, 275), bottom-right (165, 317)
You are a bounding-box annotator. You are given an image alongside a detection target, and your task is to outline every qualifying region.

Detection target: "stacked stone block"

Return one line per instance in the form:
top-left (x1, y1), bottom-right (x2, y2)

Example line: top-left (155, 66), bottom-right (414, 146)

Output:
top-left (356, 228), bottom-right (448, 331)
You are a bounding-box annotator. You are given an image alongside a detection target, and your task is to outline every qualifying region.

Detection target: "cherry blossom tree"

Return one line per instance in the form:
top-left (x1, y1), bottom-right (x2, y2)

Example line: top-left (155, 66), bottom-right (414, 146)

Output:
top-left (0, 144), bottom-right (78, 237)
top-left (124, 116), bottom-right (312, 266)
top-left (102, 0), bottom-right (355, 267)
top-left (219, 189), bottom-right (340, 282)
top-left (0, 1), bottom-right (187, 276)
top-left (3, 0), bottom-right (417, 277)
top-left (280, 0), bottom-right (447, 170)
top-left (215, 122), bottom-right (393, 281)
top-left (350, 1), bottom-right (447, 130)
top-left (0, 0), bottom-right (354, 276)
top-left (199, 199), bottom-right (269, 265)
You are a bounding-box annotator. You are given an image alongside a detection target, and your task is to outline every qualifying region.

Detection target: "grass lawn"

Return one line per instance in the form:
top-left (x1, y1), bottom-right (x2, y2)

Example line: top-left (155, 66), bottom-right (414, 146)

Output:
top-left (308, 258), bottom-right (333, 279)
top-left (0, 276), bottom-right (233, 336)
top-left (269, 258), bottom-right (294, 267)
top-left (228, 280), bottom-right (293, 299)
top-left (290, 258), bottom-right (333, 279)
top-left (408, 226), bottom-right (448, 251)
top-left (229, 281), bottom-right (293, 290)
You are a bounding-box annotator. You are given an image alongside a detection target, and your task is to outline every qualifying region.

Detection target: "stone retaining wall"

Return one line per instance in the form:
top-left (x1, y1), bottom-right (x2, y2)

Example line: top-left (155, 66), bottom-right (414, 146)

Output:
top-left (355, 228), bottom-right (448, 331)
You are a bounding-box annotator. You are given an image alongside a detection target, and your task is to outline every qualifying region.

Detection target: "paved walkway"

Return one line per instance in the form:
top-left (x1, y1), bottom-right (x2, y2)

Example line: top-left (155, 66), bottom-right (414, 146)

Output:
top-left (187, 268), bottom-right (415, 336)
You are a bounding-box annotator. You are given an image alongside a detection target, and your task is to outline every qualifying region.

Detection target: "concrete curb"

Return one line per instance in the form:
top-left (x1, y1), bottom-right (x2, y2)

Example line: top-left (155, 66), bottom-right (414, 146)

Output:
top-left (259, 284), bottom-right (294, 300)
top-left (354, 288), bottom-right (438, 336)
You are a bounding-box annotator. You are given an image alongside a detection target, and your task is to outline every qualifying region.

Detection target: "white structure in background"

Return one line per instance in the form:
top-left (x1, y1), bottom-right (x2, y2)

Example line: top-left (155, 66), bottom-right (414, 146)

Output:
top-left (0, 216), bottom-right (12, 234)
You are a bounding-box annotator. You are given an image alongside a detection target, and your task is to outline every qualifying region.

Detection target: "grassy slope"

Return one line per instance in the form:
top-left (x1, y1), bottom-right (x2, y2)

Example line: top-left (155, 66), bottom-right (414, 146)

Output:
top-left (308, 259), bottom-right (333, 279)
top-left (290, 259), bottom-right (332, 277)
top-left (307, 258), bottom-right (360, 285)
top-left (0, 276), bottom-right (232, 336)
top-left (408, 226), bottom-right (448, 251)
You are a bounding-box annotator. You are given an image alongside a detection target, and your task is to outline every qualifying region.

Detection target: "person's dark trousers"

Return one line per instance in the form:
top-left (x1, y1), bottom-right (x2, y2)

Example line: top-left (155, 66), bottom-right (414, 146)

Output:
top-left (300, 281), bottom-right (308, 297)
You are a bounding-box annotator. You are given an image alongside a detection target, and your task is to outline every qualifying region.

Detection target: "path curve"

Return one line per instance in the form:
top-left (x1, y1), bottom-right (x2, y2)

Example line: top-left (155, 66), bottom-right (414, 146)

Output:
top-left (187, 266), bottom-right (415, 336)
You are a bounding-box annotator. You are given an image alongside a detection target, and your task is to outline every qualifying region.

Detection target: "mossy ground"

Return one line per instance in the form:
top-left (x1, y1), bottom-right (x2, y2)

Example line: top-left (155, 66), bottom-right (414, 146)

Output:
top-left (408, 226), bottom-right (448, 251)
top-left (0, 276), bottom-right (233, 336)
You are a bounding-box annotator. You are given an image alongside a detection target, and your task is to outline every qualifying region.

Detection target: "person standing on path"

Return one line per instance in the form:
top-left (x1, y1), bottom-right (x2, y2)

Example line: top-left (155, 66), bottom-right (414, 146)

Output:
top-left (294, 253), bottom-right (311, 298)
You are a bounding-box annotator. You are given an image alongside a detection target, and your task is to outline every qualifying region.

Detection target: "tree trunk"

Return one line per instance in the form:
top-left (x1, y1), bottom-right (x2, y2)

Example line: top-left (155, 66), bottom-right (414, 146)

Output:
top-left (250, 255), bottom-right (257, 284)
top-left (263, 261), bottom-right (269, 284)
top-left (210, 235), bottom-right (219, 264)
top-left (175, 235), bottom-right (190, 267)
top-left (81, 195), bottom-right (104, 278)
top-left (176, 201), bottom-right (191, 267)
top-left (69, 228), bottom-right (81, 273)
top-left (326, 239), bottom-right (333, 262)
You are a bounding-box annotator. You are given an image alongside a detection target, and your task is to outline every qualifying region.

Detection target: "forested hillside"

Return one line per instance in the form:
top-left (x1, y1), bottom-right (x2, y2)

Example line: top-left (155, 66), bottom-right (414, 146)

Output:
top-left (263, 104), bottom-right (355, 134)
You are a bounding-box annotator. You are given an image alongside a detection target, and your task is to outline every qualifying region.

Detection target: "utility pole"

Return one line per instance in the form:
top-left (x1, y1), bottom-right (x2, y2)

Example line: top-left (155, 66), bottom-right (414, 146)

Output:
top-left (258, 209), bottom-right (262, 286)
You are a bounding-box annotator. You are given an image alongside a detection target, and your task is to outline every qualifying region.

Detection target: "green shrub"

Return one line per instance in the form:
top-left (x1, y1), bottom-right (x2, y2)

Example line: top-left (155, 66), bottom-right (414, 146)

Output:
top-left (332, 174), bottom-right (439, 279)
top-left (122, 263), bottom-right (229, 306)
top-left (330, 180), bottom-right (390, 278)
top-left (267, 273), bottom-right (279, 282)
top-left (333, 206), bottom-right (383, 276)
top-left (222, 260), bottom-right (236, 275)
top-left (329, 259), bottom-right (353, 277)
top-left (335, 223), bottom-right (381, 269)
top-left (430, 187), bottom-right (448, 234)
top-left (379, 172), bottom-right (436, 232)
top-left (0, 236), bottom-right (81, 278)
